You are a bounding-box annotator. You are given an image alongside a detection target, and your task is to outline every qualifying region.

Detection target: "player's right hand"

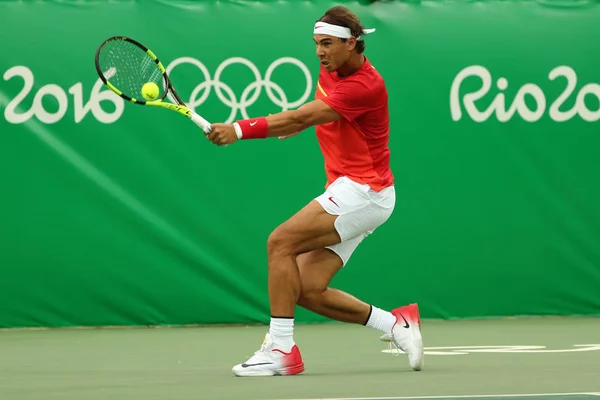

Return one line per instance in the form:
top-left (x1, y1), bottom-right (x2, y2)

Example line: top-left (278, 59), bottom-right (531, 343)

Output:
top-left (206, 123), bottom-right (238, 146)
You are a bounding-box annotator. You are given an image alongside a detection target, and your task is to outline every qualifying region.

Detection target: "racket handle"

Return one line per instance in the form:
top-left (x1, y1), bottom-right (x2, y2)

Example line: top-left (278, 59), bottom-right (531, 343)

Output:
top-left (190, 111), bottom-right (212, 134)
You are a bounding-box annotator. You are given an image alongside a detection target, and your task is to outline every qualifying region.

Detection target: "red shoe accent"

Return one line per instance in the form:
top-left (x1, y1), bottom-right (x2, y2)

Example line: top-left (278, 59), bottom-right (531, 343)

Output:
top-left (392, 303), bottom-right (421, 330)
top-left (275, 345), bottom-right (304, 375)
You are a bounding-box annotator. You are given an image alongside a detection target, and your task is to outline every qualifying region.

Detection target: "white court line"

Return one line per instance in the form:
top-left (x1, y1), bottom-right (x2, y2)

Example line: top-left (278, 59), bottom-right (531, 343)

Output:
top-left (276, 392), bottom-right (600, 400)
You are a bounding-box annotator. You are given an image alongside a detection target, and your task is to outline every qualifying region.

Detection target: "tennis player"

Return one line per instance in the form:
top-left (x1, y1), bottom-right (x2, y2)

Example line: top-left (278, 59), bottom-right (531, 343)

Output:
top-left (206, 6), bottom-right (424, 377)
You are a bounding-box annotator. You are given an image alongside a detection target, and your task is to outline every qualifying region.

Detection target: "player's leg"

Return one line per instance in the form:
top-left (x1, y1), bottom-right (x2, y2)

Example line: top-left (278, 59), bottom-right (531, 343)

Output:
top-left (231, 176), bottom-right (422, 376)
top-left (266, 199), bottom-right (341, 318)
top-left (231, 199), bottom-right (346, 377)
top-left (296, 247), bottom-right (394, 329)
top-left (262, 175), bottom-right (398, 337)
top-left (296, 244), bottom-right (424, 372)
top-left (295, 180), bottom-right (423, 371)
top-left (296, 247), bottom-right (371, 324)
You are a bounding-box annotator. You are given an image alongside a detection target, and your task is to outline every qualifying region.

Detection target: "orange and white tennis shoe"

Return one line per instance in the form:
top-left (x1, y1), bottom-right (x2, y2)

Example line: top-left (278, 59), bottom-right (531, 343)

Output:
top-left (232, 333), bottom-right (304, 377)
top-left (380, 303), bottom-right (424, 371)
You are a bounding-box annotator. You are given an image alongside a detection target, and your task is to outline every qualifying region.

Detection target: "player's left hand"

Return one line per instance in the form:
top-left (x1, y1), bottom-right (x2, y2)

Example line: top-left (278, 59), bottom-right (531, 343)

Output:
top-left (206, 123), bottom-right (238, 146)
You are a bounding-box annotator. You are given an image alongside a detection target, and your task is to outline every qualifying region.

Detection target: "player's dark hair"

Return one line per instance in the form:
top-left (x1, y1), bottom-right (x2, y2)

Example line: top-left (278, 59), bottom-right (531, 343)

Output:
top-left (317, 6), bottom-right (366, 53)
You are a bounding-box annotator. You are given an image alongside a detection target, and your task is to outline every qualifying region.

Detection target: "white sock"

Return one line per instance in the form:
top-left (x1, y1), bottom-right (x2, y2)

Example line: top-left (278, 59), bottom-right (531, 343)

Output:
top-left (269, 317), bottom-right (295, 352)
top-left (365, 305), bottom-right (396, 333)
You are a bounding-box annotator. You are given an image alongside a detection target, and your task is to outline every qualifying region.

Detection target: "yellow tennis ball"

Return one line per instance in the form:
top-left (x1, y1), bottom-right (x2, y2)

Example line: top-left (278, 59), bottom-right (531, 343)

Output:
top-left (141, 82), bottom-right (159, 101)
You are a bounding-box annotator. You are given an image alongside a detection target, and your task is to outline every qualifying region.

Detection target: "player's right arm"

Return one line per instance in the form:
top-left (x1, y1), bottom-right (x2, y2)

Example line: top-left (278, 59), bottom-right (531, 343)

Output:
top-left (249, 76), bottom-right (377, 140)
top-left (205, 79), bottom-right (376, 146)
top-left (264, 100), bottom-right (342, 138)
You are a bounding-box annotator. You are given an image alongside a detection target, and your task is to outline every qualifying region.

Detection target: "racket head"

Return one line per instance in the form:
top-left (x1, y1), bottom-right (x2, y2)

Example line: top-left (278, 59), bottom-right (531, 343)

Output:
top-left (95, 36), bottom-right (173, 105)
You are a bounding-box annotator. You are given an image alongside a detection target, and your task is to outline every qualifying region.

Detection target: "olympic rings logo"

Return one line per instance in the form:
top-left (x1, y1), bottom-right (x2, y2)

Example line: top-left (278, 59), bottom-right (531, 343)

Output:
top-left (165, 57), bottom-right (313, 123)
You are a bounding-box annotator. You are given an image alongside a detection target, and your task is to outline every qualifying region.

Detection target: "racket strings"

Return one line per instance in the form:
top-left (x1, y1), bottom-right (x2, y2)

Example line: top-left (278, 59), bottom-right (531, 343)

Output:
top-left (98, 39), bottom-right (166, 100)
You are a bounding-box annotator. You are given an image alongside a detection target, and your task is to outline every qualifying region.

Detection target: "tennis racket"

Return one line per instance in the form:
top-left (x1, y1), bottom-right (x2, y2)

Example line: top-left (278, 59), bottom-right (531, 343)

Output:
top-left (94, 36), bottom-right (212, 134)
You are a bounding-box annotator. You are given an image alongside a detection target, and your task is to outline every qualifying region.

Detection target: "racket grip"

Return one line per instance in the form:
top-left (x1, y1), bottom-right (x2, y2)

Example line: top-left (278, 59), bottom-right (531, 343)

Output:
top-left (190, 111), bottom-right (212, 134)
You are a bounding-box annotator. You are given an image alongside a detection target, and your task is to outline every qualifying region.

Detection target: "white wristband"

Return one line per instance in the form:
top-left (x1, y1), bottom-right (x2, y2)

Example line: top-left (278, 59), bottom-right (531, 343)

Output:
top-left (233, 122), bottom-right (243, 139)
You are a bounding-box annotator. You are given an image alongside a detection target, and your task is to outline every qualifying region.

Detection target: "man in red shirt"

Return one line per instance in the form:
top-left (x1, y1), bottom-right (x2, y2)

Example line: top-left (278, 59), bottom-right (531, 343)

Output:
top-left (207, 5), bottom-right (424, 377)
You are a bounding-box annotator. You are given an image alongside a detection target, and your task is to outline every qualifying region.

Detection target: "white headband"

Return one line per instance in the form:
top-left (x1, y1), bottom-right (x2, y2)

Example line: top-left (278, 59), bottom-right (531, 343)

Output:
top-left (313, 21), bottom-right (376, 40)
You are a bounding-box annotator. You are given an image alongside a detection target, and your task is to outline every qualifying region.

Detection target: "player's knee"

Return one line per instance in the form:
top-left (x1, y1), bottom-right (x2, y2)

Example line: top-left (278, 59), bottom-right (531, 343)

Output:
top-left (267, 226), bottom-right (296, 257)
top-left (296, 293), bottom-right (312, 309)
top-left (298, 273), bottom-right (327, 301)
top-left (297, 283), bottom-right (328, 310)
top-left (297, 287), bottom-right (323, 308)
top-left (299, 286), bottom-right (323, 302)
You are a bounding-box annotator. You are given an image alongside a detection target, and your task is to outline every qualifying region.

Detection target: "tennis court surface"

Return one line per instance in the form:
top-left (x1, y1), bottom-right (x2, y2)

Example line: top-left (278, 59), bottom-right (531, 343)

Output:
top-left (0, 317), bottom-right (598, 400)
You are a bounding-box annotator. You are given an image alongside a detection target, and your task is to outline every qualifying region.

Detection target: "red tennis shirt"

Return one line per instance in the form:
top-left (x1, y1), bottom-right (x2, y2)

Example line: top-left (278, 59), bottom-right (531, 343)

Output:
top-left (314, 56), bottom-right (394, 192)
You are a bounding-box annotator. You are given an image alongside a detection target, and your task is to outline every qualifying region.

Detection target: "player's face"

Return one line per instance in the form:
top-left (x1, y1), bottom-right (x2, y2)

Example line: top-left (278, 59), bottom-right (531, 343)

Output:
top-left (314, 35), bottom-right (353, 72)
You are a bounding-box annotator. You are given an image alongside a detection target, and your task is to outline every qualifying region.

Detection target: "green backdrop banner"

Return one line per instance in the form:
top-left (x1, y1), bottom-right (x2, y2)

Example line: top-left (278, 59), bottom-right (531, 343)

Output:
top-left (1, 0), bottom-right (599, 328)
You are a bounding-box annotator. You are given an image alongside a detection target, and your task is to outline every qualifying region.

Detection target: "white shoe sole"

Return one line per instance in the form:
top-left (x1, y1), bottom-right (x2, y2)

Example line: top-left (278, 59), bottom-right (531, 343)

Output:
top-left (232, 363), bottom-right (304, 377)
top-left (233, 367), bottom-right (279, 377)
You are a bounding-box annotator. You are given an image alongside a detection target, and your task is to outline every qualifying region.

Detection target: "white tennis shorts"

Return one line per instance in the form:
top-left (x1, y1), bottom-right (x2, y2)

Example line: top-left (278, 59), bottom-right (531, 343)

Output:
top-left (315, 176), bottom-right (395, 266)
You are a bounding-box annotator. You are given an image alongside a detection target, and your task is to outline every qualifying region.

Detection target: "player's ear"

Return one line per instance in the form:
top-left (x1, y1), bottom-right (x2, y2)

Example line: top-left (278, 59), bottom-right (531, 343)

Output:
top-left (346, 36), bottom-right (357, 51)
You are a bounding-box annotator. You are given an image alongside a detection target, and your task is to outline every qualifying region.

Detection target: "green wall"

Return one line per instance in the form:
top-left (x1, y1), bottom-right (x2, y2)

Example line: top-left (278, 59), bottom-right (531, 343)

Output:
top-left (1, 0), bottom-right (599, 328)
